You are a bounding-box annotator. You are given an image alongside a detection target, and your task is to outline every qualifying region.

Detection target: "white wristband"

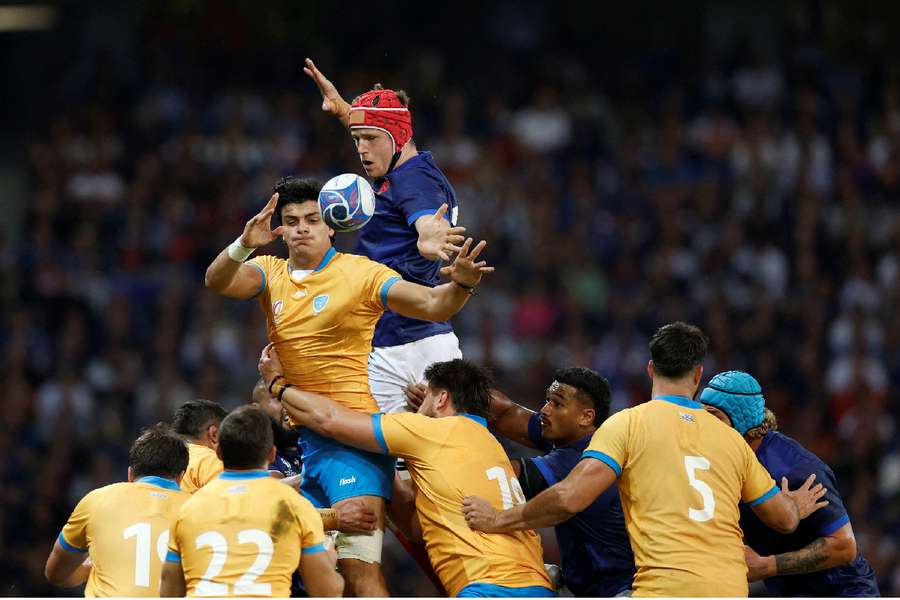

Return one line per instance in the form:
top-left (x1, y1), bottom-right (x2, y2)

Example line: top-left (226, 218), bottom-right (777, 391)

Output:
top-left (227, 236), bottom-right (255, 262)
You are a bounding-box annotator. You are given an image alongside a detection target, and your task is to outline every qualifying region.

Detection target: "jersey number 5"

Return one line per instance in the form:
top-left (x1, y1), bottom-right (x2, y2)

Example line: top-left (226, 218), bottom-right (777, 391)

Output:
top-left (684, 455), bottom-right (716, 522)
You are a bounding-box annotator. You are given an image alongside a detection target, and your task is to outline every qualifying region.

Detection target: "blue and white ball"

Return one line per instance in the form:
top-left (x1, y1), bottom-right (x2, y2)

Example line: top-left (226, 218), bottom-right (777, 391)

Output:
top-left (318, 173), bottom-right (375, 232)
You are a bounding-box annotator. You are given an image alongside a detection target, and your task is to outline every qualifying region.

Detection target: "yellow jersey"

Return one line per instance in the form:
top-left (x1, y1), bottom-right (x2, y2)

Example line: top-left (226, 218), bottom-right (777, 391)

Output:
top-left (584, 395), bottom-right (778, 597)
top-left (58, 477), bottom-right (189, 597)
top-left (249, 248), bottom-right (400, 415)
top-left (166, 470), bottom-right (325, 598)
top-left (181, 442), bottom-right (224, 494)
top-left (374, 412), bottom-right (552, 597)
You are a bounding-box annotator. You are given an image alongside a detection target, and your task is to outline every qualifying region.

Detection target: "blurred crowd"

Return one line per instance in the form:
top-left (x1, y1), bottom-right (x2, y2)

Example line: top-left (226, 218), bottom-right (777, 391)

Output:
top-left (2, 2), bottom-right (899, 596)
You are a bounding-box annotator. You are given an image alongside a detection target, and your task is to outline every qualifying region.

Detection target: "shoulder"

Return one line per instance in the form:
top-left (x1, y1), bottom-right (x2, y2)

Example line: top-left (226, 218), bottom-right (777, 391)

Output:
top-left (79, 482), bottom-right (122, 506)
top-left (764, 432), bottom-right (829, 473)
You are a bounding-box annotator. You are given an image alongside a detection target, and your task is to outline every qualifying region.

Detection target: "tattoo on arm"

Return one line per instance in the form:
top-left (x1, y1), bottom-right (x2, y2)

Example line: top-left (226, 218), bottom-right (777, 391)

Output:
top-left (775, 538), bottom-right (829, 575)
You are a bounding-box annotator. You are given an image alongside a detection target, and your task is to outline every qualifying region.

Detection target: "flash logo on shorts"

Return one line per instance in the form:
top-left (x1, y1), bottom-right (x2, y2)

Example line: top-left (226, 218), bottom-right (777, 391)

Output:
top-left (339, 476), bottom-right (357, 486)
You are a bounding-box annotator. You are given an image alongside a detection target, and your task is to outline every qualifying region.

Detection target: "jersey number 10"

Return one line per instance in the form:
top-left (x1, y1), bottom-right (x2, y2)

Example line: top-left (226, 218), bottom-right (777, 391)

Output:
top-left (486, 466), bottom-right (526, 509)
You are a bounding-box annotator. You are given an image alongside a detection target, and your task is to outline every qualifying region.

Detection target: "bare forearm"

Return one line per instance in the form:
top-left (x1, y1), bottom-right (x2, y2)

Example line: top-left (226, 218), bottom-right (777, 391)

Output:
top-left (205, 247), bottom-right (243, 291)
top-left (775, 536), bottom-right (854, 576)
top-left (424, 282), bottom-right (472, 321)
top-left (495, 486), bottom-right (575, 531)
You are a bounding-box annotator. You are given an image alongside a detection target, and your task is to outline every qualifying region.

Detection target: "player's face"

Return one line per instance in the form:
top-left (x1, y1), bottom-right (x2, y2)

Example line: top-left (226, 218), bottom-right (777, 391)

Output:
top-left (703, 404), bottom-right (733, 427)
top-left (253, 387), bottom-right (289, 429)
top-left (280, 201), bottom-right (334, 256)
top-left (352, 128), bottom-right (394, 177)
top-left (539, 383), bottom-right (584, 441)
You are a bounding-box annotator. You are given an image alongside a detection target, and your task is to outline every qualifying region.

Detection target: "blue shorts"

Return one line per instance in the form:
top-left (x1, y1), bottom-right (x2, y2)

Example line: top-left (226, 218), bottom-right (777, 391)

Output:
top-left (298, 427), bottom-right (395, 507)
top-left (457, 583), bottom-right (556, 597)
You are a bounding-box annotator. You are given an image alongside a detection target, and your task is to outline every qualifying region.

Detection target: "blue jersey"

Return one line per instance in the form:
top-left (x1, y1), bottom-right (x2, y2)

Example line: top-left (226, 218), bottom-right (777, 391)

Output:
top-left (270, 446), bottom-right (302, 478)
top-left (527, 414), bottom-right (635, 596)
top-left (355, 152), bottom-right (457, 347)
top-left (739, 431), bottom-right (879, 597)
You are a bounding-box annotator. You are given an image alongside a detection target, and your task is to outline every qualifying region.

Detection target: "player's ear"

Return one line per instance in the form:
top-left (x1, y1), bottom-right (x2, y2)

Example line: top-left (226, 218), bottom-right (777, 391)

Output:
top-left (208, 422), bottom-right (220, 446)
top-left (266, 445), bottom-right (276, 466)
top-left (692, 364), bottom-right (704, 387)
top-left (581, 407), bottom-right (596, 428)
top-left (174, 470), bottom-right (185, 485)
top-left (127, 466), bottom-right (135, 483)
top-left (647, 360), bottom-right (654, 380)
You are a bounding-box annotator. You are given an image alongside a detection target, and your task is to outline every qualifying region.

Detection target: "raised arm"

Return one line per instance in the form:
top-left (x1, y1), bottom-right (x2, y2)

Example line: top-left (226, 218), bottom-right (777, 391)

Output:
top-left (258, 345), bottom-right (382, 454)
top-left (462, 456), bottom-right (617, 532)
top-left (204, 193), bottom-right (282, 299)
top-left (488, 389), bottom-right (540, 449)
top-left (386, 237), bottom-right (493, 322)
top-left (303, 58), bottom-right (352, 130)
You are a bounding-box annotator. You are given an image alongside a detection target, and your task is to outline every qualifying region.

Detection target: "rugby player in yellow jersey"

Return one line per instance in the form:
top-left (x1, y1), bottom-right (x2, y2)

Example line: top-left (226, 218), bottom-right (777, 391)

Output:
top-left (463, 322), bottom-right (827, 597)
top-left (172, 399), bottom-right (226, 494)
top-left (258, 346), bottom-right (554, 597)
top-left (160, 405), bottom-right (344, 598)
top-left (44, 425), bottom-right (190, 596)
top-left (204, 176), bottom-right (492, 596)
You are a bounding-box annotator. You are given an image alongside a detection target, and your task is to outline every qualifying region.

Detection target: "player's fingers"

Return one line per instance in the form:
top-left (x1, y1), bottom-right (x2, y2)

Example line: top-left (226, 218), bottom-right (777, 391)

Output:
top-left (438, 251), bottom-right (449, 262)
top-left (263, 192), bottom-right (279, 211)
top-left (781, 476), bottom-right (790, 491)
top-left (479, 266), bottom-right (496, 273)
top-left (444, 243), bottom-right (464, 253)
top-left (434, 203), bottom-right (448, 220)
top-left (457, 237), bottom-right (473, 258)
top-left (448, 226), bottom-right (466, 234)
top-left (272, 226), bottom-right (285, 237)
top-left (467, 239), bottom-right (487, 260)
top-left (446, 235), bottom-right (465, 245)
top-left (439, 266), bottom-right (452, 276)
top-left (803, 473), bottom-right (817, 489)
top-left (815, 500), bottom-right (830, 509)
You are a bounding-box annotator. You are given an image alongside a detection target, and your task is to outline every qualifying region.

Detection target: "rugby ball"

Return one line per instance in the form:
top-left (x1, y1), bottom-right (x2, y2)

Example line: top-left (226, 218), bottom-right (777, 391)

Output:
top-left (317, 173), bottom-right (375, 232)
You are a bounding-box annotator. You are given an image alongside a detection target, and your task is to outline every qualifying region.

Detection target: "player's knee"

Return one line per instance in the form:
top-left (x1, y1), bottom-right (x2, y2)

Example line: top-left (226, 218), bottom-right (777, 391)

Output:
top-left (335, 529), bottom-right (384, 564)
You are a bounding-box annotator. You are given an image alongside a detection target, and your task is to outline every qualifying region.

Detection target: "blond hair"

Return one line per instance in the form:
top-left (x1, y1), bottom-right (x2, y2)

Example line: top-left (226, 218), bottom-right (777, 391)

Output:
top-left (744, 408), bottom-right (778, 443)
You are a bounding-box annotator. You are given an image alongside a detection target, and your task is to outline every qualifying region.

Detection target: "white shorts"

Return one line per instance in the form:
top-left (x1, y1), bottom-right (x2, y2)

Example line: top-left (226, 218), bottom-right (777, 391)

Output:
top-left (368, 332), bottom-right (462, 414)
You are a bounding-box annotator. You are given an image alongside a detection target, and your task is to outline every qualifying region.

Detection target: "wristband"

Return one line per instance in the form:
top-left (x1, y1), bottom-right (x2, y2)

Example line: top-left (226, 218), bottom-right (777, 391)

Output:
top-left (277, 383), bottom-right (293, 402)
top-left (227, 236), bottom-right (255, 262)
top-left (267, 375), bottom-right (286, 395)
top-left (454, 281), bottom-right (478, 296)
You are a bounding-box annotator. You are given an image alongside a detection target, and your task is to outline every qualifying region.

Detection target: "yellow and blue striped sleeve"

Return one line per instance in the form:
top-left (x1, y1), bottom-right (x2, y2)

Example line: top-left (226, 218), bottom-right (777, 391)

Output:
top-left (59, 491), bottom-right (95, 552)
top-left (581, 409), bottom-right (631, 475)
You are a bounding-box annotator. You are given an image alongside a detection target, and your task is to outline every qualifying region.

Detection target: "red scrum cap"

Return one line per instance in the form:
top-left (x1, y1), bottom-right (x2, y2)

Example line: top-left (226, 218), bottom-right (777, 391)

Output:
top-left (349, 88), bottom-right (413, 155)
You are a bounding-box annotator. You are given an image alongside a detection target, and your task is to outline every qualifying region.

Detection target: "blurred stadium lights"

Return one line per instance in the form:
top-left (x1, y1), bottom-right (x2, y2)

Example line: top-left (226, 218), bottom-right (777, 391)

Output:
top-left (0, 4), bottom-right (56, 31)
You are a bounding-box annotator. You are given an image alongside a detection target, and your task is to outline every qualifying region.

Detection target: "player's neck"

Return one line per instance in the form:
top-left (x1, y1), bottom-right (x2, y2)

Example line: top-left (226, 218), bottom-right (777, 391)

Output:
top-left (393, 142), bottom-right (419, 169)
top-left (186, 436), bottom-right (215, 451)
top-left (288, 246), bottom-right (330, 271)
top-left (560, 426), bottom-right (596, 445)
top-left (650, 380), bottom-right (698, 402)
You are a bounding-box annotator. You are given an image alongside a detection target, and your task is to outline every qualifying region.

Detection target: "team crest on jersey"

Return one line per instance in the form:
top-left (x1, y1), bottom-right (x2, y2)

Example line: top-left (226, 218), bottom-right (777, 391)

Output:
top-left (679, 412), bottom-right (695, 423)
top-left (313, 294), bottom-right (329, 314)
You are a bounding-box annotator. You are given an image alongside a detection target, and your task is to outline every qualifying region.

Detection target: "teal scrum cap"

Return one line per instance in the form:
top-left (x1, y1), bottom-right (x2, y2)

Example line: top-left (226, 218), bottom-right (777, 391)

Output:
top-left (699, 370), bottom-right (765, 435)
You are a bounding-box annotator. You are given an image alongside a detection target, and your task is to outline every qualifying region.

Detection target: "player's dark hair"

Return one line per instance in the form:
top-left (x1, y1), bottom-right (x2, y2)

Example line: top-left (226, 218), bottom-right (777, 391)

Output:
top-left (272, 176), bottom-right (322, 223)
top-left (217, 405), bottom-right (274, 470)
top-left (424, 359), bottom-right (493, 419)
top-left (172, 399), bottom-right (227, 439)
top-left (649, 321), bottom-right (709, 379)
top-left (364, 83), bottom-right (410, 107)
top-left (554, 367), bottom-right (611, 426)
top-left (129, 424), bottom-right (189, 480)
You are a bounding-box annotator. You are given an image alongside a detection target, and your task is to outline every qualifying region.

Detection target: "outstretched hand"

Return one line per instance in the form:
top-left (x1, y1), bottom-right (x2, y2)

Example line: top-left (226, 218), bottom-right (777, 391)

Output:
top-left (303, 58), bottom-right (351, 120)
top-left (240, 194), bottom-right (285, 249)
top-left (782, 474), bottom-right (829, 520)
top-left (440, 238), bottom-right (494, 289)
top-left (416, 203), bottom-right (467, 262)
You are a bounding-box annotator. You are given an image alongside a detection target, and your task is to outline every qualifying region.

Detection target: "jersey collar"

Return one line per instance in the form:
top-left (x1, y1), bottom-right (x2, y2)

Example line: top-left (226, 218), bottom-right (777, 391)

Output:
top-left (314, 247), bottom-right (336, 271)
top-left (653, 394), bottom-right (703, 409)
top-left (137, 476), bottom-right (181, 491)
top-left (460, 413), bottom-right (488, 428)
top-left (219, 470), bottom-right (270, 480)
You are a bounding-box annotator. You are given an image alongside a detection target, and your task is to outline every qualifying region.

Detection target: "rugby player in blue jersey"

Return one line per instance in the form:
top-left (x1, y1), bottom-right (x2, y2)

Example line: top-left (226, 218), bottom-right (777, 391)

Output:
top-left (304, 58), bottom-right (468, 415)
top-left (701, 371), bottom-right (880, 597)
top-left (408, 367), bottom-right (635, 596)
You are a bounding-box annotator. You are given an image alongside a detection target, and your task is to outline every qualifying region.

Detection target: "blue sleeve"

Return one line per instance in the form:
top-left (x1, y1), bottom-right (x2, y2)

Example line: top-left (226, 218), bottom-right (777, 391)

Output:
top-left (791, 461), bottom-right (850, 536)
top-left (396, 171), bottom-right (451, 226)
top-left (527, 412), bottom-right (554, 453)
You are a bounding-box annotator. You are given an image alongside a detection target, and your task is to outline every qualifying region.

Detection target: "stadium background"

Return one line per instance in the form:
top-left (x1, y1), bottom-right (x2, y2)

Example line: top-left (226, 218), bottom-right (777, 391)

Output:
top-left (1, 0), bottom-right (899, 595)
